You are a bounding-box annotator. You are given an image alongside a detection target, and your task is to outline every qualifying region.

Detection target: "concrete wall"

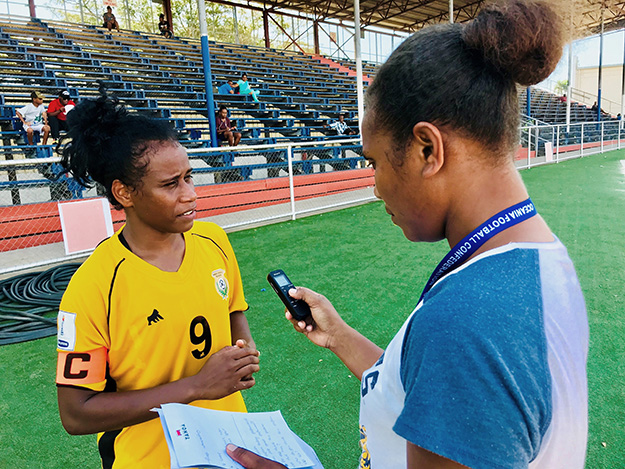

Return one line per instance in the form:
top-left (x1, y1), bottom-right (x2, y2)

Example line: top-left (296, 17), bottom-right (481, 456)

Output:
top-left (575, 65), bottom-right (623, 114)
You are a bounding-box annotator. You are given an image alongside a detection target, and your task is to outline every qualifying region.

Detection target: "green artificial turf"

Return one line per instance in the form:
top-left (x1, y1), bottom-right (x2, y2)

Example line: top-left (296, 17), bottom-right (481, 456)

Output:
top-left (1, 150), bottom-right (624, 468)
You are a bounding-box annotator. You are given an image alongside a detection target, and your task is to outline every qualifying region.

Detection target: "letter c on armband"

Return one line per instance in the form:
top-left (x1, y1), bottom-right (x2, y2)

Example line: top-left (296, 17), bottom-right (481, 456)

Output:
top-left (56, 347), bottom-right (107, 386)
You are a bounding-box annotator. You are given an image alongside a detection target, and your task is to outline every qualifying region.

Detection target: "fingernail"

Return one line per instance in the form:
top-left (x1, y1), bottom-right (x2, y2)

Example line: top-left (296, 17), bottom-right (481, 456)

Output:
top-left (227, 443), bottom-right (237, 451)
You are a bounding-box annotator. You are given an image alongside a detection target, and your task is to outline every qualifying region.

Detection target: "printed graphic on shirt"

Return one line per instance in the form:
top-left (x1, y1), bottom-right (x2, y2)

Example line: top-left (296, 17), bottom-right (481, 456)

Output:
top-left (57, 311), bottom-right (77, 351)
top-left (56, 347), bottom-right (107, 385)
top-left (212, 269), bottom-right (229, 300)
top-left (359, 425), bottom-right (371, 469)
top-left (147, 308), bottom-right (164, 326)
top-left (190, 315), bottom-right (212, 359)
top-left (361, 370), bottom-right (379, 398)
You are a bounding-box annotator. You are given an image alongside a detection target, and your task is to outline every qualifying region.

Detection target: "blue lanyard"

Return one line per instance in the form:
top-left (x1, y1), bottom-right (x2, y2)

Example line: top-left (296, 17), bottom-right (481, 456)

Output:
top-left (419, 198), bottom-right (537, 303)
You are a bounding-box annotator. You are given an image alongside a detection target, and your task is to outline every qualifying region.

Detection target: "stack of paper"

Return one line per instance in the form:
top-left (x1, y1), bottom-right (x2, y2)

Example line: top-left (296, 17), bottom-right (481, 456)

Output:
top-left (156, 403), bottom-right (323, 469)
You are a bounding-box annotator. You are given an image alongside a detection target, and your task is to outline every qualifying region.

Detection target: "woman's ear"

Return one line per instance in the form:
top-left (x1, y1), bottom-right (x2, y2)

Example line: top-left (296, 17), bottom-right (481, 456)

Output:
top-left (411, 122), bottom-right (445, 178)
top-left (111, 179), bottom-right (134, 209)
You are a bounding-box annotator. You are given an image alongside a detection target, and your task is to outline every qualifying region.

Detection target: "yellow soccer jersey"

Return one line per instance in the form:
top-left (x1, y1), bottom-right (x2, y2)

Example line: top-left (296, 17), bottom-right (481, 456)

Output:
top-left (56, 221), bottom-right (249, 469)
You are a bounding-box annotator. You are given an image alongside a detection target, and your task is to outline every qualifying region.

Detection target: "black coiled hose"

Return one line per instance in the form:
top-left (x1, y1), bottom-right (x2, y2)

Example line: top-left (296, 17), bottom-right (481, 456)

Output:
top-left (0, 264), bottom-right (80, 345)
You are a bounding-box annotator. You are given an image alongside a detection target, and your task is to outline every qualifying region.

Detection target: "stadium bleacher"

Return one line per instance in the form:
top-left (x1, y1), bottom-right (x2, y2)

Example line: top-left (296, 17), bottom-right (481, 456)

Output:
top-left (0, 15), bottom-right (373, 206)
top-left (0, 15), bottom-right (362, 146)
top-left (0, 14), bottom-right (621, 208)
top-left (518, 87), bottom-right (620, 149)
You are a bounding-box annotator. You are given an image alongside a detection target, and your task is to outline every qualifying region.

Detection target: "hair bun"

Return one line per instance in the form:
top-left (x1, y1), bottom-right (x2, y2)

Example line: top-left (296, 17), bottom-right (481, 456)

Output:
top-left (462, 0), bottom-right (565, 86)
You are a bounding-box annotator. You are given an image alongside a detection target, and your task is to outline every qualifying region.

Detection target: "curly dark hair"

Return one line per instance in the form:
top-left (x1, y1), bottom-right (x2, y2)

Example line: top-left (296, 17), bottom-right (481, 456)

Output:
top-left (59, 93), bottom-right (178, 209)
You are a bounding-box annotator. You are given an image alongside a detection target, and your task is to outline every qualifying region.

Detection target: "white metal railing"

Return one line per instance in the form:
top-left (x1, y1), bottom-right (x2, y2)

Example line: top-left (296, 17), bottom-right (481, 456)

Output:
top-left (0, 138), bottom-right (371, 274)
top-left (2, 121), bottom-right (624, 273)
top-left (518, 119), bottom-right (623, 170)
top-left (521, 115), bottom-right (549, 126)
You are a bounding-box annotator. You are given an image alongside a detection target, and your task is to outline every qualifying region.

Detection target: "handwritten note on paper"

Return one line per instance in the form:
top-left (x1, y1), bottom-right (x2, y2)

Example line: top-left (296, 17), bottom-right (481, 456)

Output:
top-left (156, 403), bottom-right (319, 469)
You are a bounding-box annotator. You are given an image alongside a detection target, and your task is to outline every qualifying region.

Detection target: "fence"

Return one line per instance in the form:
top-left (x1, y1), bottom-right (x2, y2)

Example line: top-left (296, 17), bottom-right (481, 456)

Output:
top-left (0, 138), bottom-right (373, 274)
top-left (517, 119), bottom-right (624, 169)
top-left (2, 120), bottom-right (625, 274)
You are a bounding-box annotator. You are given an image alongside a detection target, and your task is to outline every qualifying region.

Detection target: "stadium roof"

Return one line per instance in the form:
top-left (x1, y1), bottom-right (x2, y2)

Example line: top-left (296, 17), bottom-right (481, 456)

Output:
top-left (222, 0), bottom-right (625, 36)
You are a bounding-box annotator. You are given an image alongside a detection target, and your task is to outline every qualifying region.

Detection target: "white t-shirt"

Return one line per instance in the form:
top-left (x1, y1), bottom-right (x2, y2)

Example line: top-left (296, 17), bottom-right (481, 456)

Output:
top-left (359, 240), bottom-right (588, 468)
top-left (18, 103), bottom-right (45, 125)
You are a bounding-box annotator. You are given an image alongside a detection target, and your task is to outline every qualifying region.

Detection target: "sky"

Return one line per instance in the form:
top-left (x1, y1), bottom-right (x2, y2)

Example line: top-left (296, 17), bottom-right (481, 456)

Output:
top-left (550, 29), bottom-right (625, 83)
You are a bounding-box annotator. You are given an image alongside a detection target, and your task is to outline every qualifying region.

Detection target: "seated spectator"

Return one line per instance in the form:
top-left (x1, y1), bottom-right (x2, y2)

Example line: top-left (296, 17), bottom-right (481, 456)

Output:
top-left (16, 91), bottom-right (50, 148)
top-left (236, 73), bottom-right (260, 102)
top-left (326, 114), bottom-right (357, 136)
top-left (558, 93), bottom-right (567, 103)
top-left (591, 101), bottom-right (598, 111)
top-left (102, 6), bottom-right (120, 32)
top-left (158, 14), bottom-right (173, 38)
top-left (47, 90), bottom-right (76, 141)
top-left (218, 80), bottom-right (236, 95)
top-left (216, 105), bottom-right (241, 147)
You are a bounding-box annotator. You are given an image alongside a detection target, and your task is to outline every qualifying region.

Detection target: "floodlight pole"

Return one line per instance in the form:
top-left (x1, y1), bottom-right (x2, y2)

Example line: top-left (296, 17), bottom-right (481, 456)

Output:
top-left (197, 0), bottom-right (218, 147)
top-left (354, 0), bottom-right (365, 132)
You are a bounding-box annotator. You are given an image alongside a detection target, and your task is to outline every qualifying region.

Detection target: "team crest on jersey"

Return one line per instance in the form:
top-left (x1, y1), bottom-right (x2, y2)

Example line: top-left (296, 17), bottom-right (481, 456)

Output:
top-left (212, 269), bottom-right (229, 300)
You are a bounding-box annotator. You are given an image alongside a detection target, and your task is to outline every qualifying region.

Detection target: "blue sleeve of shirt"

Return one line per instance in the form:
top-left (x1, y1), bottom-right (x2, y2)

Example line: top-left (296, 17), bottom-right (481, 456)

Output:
top-left (394, 249), bottom-right (552, 469)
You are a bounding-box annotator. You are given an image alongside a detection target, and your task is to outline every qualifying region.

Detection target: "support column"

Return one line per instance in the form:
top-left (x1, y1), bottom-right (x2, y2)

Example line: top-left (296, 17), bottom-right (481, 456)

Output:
top-left (526, 88), bottom-right (531, 117)
top-left (566, 44), bottom-right (572, 131)
top-left (597, 4), bottom-right (604, 122)
top-left (29, 0), bottom-right (36, 18)
top-left (124, 0), bottom-right (131, 30)
top-left (197, 0), bottom-right (218, 147)
top-left (313, 20), bottom-right (320, 55)
top-left (233, 6), bottom-right (240, 44)
top-left (163, 0), bottom-right (173, 34)
top-left (621, 29), bottom-right (625, 127)
top-left (354, 0), bottom-right (365, 131)
top-left (263, 10), bottom-right (270, 49)
top-left (566, 11), bottom-right (572, 132)
top-left (449, 0), bottom-right (453, 23)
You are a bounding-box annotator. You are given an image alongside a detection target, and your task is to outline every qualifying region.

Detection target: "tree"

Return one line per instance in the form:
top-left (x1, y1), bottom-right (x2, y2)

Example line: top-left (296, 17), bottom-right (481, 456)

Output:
top-left (555, 79), bottom-right (569, 96)
top-left (35, 0), bottom-right (310, 50)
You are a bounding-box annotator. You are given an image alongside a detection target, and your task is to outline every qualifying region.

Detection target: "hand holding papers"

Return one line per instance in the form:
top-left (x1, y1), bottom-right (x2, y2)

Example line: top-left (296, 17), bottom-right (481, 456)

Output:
top-left (156, 403), bottom-right (323, 469)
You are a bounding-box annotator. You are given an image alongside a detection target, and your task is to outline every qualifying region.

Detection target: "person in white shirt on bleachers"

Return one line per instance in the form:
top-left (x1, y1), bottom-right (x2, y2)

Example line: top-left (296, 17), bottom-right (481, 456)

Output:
top-left (326, 114), bottom-right (356, 136)
top-left (16, 90), bottom-right (50, 147)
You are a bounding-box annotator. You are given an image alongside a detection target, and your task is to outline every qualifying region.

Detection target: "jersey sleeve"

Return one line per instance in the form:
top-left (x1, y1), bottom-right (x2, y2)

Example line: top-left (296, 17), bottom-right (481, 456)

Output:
top-left (56, 265), bottom-right (111, 392)
top-left (393, 254), bottom-right (552, 468)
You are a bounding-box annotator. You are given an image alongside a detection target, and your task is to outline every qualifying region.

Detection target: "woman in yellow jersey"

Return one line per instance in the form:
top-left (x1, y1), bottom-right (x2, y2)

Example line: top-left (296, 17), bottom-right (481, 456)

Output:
top-left (55, 95), bottom-right (260, 469)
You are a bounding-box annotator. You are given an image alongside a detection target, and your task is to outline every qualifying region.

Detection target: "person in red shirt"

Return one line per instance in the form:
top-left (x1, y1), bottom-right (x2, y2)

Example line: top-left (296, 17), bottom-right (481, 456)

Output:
top-left (47, 90), bottom-right (76, 141)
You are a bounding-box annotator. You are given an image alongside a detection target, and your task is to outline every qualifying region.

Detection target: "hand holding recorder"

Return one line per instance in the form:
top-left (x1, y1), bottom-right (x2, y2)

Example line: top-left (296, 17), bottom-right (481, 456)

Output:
top-left (267, 270), bottom-right (348, 351)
